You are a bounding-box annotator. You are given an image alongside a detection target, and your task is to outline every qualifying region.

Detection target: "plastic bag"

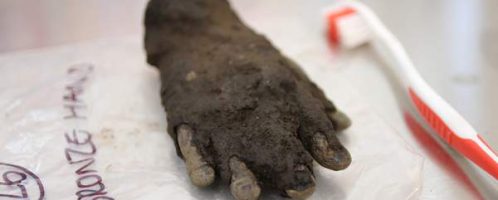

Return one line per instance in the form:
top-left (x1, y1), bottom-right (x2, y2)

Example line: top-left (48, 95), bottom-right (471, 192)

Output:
top-left (0, 36), bottom-right (422, 199)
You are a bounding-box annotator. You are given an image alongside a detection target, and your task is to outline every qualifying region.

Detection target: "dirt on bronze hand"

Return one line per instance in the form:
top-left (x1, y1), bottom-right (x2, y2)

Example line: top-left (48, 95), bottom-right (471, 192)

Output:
top-left (144, 0), bottom-right (352, 197)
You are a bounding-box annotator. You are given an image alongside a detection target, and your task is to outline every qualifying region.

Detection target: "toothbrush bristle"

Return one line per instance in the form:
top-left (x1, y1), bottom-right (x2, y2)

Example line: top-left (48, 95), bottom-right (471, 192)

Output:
top-left (327, 7), bottom-right (356, 46)
top-left (327, 6), bottom-right (370, 49)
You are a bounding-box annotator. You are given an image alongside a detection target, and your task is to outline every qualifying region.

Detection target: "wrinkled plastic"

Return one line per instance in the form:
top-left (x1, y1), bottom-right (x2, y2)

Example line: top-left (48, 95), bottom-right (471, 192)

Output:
top-left (0, 37), bottom-right (422, 199)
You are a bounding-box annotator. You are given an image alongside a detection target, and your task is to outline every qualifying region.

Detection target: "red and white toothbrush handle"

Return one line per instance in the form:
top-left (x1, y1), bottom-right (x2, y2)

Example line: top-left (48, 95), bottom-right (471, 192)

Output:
top-left (408, 85), bottom-right (498, 180)
top-left (367, 2), bottom-right (498, 180)
top-left (325, 1), bottom-right (498, 180)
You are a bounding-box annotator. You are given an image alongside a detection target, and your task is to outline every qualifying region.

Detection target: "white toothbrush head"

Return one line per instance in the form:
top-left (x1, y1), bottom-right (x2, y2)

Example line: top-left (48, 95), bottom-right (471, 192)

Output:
top-left (324, 2), bottom-right (385, 49)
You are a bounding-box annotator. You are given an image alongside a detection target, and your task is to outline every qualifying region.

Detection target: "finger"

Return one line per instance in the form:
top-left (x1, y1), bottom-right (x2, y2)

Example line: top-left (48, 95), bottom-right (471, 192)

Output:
top-left (285, 165), bottom-right (316, 200)
top-left (327, 110), bottom-right (352, 131)
top-left (310, 133), bottom-right (351, 170)
top-left (177, 124), bottom-right (215, 187)
top-left (229, 157), bottom-right (261, 200)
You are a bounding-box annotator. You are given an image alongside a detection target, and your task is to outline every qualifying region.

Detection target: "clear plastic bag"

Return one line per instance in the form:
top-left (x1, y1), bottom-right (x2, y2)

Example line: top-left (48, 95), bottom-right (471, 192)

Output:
top-left (0, 37), bottom-right (422, 199)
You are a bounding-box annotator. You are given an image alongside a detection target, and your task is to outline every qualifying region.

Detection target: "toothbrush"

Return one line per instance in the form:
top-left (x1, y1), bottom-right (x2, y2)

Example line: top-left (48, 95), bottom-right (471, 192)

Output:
top-left (325, 1), bottom-right (498, 180)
